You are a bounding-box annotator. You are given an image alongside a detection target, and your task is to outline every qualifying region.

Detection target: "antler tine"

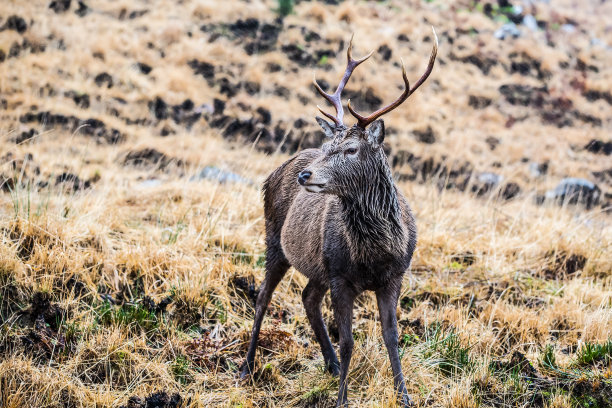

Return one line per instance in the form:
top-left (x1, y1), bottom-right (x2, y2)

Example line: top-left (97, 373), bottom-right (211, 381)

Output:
top-left (407, 27), bottom-right (438, 96)
top-left (313, 34), bottom-right (373, 127)
top-left (313, 76), bottom-right (342, 126)
top-left (316, 105), bottom-right (339, 124)
top-left (347, 27), bottom-right (439, 129)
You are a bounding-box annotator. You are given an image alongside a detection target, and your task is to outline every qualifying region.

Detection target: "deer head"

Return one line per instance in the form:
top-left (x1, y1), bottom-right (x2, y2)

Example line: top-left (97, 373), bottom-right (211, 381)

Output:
top-left (298, 30), bottom-right (438, 195)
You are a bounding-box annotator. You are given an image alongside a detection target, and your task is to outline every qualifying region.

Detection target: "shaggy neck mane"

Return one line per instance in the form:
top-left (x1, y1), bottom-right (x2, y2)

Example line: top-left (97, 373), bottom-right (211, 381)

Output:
top-left (339, 152), bottom-right (403, 258)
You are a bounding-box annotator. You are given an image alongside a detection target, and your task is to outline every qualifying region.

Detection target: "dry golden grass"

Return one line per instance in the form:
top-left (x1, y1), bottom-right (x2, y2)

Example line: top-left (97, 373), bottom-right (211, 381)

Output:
top-left (0, 0), bottom-right (611, 407)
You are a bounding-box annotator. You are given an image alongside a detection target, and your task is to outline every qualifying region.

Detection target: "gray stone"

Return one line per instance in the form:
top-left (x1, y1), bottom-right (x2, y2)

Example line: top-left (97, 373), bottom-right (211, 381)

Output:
top-left (495, 23), bottom-right (522, 40)
top-left (190, 166), bottom-right (252, 184)
top-left (522, 14), bottom-right (539, 32)
top-left (544, 178), bottom-right (601, 208)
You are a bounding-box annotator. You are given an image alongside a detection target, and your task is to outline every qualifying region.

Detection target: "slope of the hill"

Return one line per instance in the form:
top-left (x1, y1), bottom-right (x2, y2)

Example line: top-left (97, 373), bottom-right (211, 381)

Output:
top-left (0, 1), bottom-right (610, 407)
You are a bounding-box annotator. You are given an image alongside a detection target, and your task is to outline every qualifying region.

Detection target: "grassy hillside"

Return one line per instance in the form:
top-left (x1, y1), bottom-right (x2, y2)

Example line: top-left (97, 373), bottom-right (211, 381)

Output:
top-left (0, 0), bottom-right (610, 407)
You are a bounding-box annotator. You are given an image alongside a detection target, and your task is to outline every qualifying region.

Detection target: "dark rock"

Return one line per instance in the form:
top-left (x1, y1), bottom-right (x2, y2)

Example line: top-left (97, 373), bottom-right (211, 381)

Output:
top-left (273, 85), bottom-right (290, 98)
top-left (49, 0), bottom-right (72, 13)
top-left (543, 178), bottom-right (601, 209)
top-left (413, 126), bottom-right (436, 144)
top-left (65, 91), bottom-right (90, 109)
top-left (293, 118), bottom-right (308, 129)
top-left (6, 15), bottom-right (27, 33)
top-left (468, 95), bottom-right (492, 109)
top-left (499, 84), bottom-right (546, 107)
top-left (303, 28), bottom-right (321, 42)
top-left (281, 44), bottom-right (315, 65)
top-left (160, 126), bottom-right (174, 137)
top-left (94, 72), bottom-right (113, 88)
top-left (9, 42), bottom-right (21, 58)
top-left (572, 111), bottom-right (601, 127)
top-left (450, 251), bottom-right (476, 266)
top-left (510, 351), bottom-right (539, 378)
top-left (170, 99), bottom-right (201, 129)
top-left (122, 148), bottom-right (182, 171)
top-left (343, 88), bottom-right (382, 112)
top-left (30, 291), bottom-right (69, 330)
top-left (576, 58), bottom-right (599, 73)
top-left (55, 172), bottom-right (90, 191)
top-left (243, 81), bottom-right (260, 95)
top-left (128, 10), bottom-right (148, 19)
top-left (498, 84), bottom-right (595, 128)
top-left (243, 22), bottom-right (281, 55)
top-left (315, 48), bottom-right (335, 64)
top-left (64, 275), bottom-right (88, 297)
top-left (75, 1), bottom-right (89, 17)
top-left (21, 315), bottom-right (66, 358)
top-left (451, 52), bottom-right (498, 74)
top-left (223, 118), bottom-right (255, 139)
top-left (146, 392), bottom-right (182, 408)
top-left (229, 275), bottom-right (259, 307)
top-left (256, 107), bottom-right (271, 125)
top-left (136, 62), bottom-right (152, 75)
top-left (315, 79), bottom-right (330, 92)
top-left (397, 33), bottom-right (410, 42)
top-left (583, 89), bottom-right (612, 105)
top-left (229, 18), bottom-right (259, 37)
top-left (584, 139), bottom-right (612, 155)
top-left (12, 129), bottom-right (39, 144)
top-left (19, 111), bottom-right (124, 144)
top-left (49, 0), bottom-right (71, 13)
top-left (212, 98), bottom-right (225, 115)
top-left (188, 60), bottom-right (215, 81)
top-left (500, 182), bottom-right (521, 200)
top-left (485, 136), bottom-right (500, 150)
top-left (218, 77), bottom-right (240, 98)
top-left (377, 44), bottom-right (392, 61)
top-left (266, 62), bottom-right (282, 73)
top-left (149, 97), bottom-right (168, 120)
top-left (542, 250), bottom-right (587, 279)
top-left (592, 168), bottom-right (612, 186)
top-left (508, 52), bottom-right (550, 79)
top-left (119, 391), bottom-right (182, 408)
top-left (142, 295), bottom-right (172, 314)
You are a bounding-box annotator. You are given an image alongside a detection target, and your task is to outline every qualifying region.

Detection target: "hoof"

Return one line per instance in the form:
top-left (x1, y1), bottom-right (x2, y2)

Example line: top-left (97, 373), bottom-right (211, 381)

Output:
top-left (402, 396), bottom-right (416, 408)
top-left (239, 362), bottom-right (253, 380)
top-left (326, 361), bottom-right (340, 377)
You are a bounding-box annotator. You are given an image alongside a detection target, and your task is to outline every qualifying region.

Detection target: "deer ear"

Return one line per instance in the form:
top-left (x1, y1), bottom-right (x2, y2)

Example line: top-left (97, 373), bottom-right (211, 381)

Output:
top-left (367, 119), bottom-right (385, 146)
top-left (315, 116), bottom-right (336, 138)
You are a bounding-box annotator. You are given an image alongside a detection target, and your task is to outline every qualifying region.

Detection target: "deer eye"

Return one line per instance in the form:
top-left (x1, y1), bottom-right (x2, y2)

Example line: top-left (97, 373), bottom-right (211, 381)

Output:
top-left (345, 147), bottom-right (358, 156)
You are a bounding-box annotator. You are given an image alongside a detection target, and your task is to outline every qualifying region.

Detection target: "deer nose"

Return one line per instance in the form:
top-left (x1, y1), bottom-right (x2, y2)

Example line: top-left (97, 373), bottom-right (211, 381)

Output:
top-left (298, 170), bottom-right (312, 186)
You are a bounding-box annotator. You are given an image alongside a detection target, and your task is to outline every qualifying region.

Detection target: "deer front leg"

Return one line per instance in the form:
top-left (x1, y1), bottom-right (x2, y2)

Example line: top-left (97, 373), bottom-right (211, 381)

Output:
top-left (330, 281), bottom-right (358, 407)
top-left (376, 282), bottom-right (413, 407)
top-left (302, 280), bottom-right (340, 376)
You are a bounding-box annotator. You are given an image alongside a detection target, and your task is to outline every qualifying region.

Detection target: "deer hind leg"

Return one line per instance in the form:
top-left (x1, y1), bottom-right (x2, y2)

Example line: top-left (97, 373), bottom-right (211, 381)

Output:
top-left (330, 281), bottom-right (358, 407)
top-left (240, 248), bottom-right (289, 379)
top-left (302, 280), bottom-right (339, 376)
top-left (376, 281), bottom-right (413, 407)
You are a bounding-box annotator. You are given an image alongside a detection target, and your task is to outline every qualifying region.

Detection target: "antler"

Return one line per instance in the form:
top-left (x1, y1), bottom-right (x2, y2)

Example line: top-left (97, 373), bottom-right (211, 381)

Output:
top-left (313, 34), bottom-right (373, 127)
top-left (347, 27), bottom-right (439, 129)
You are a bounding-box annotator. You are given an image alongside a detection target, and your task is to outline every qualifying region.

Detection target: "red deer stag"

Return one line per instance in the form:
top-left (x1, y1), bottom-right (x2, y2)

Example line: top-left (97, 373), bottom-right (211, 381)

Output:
top-left (241, 30), bottom-right (438, 407)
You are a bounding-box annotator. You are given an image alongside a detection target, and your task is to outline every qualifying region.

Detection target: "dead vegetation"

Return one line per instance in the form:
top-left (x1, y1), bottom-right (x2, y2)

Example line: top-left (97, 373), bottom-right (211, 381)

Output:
top-left (0, 0), bottom-right (611, 407)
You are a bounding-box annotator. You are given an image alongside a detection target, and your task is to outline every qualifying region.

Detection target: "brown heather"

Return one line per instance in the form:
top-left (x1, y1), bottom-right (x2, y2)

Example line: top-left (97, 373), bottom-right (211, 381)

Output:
top-left (0, 0), bottom-right (610, 407)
